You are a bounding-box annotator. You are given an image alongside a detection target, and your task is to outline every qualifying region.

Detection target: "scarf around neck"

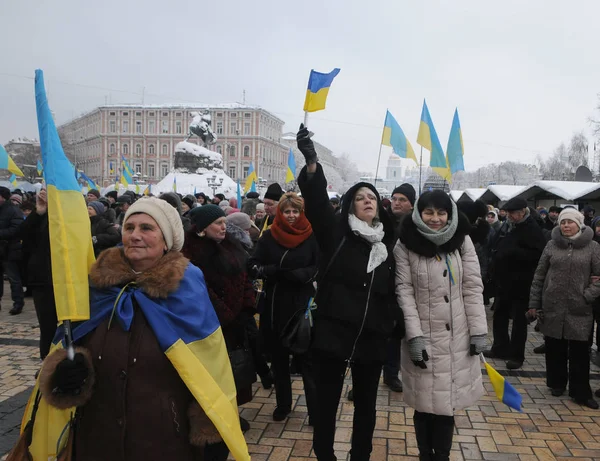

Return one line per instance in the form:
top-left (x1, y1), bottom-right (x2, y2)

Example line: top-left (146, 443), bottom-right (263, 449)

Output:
top-left (411, 199), bottom-right (459, 247)
top-left (347, 213), bottom-right (387, 273)
top-left (270, 208), bottom-right (313, 249)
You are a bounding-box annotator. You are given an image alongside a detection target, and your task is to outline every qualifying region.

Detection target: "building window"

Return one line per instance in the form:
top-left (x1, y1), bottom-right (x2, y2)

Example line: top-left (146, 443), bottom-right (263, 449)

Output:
top-left (109, 111), bottom-right (116, 116)
top-left (230, 122), bottom-right (237, 135)
top-left (243, 146), bottom-right (250, 157)
top-left (162, 111), bottom-right (168, 117)
top-left (175, 121), bottom-right (182, 134)
top-left (162, 121), bottom-right (169, 133)
top-left (161, 163), bottom-right (169, 177)
top-left (149, 144), bottom-right (155, 155)
top-left (243, 166), bottom-right (249, 178)
top-left (244, 113), bottom-right (251, 118)
top-left (244, 122), bottom-right (251, 135)
top-left (135, 163), bottom-right (142, 174)
top-left (216, 112), bottom-right (223, 118)
top-left (149, 111), bottom-right (155, 116)
top-left (162, 144), bottom-right (168, 155)
top-left (135, 111), bottom-right (142, 117)
top-left (214, 122), bottom-right (222, 135)
top-left (109, 143), bottom-right (116, 154)
top-left (135, 144), bottom-right (142, 155)
top-left (136, 121), bottom-right (142, 133)
top-left (122, 121), bottom-right (129, 133)
top-left (175, 112), bottom-right (182, 117)
top-left (229, 145), bottom-right (235, 157)
top-left (216, 145), bottom-right (222, 154)
top-left (123, 111), bottom-right (129, 116)
top-left (148, 163), bottom-right (155, 177)
top-left (122, 143), bottom-right (129, 154)
top-left (229, 166), bottom-right (236, 178)
top-left (148, 120), bottom-right (155, 133)
top-left (109, 121), bottom-right (116, 133)
top-left (230, 112), bottom-right (237, 118)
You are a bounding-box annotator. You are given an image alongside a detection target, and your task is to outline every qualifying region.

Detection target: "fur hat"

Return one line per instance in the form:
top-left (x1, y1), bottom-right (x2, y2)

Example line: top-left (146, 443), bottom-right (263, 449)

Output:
top-left (558, 208), bottom-right (584, 229)
top-left (392, 183), bottom-right (416, 206)
top-left (123, 197), bottom-right (185, 252)
top-left (105, 190), bottom-right (118, 201)
top-left (227, 212), bottom-right (252, 231)
top-left (264, 183), bottom-right (283, 201)
top-left (189, 204), bottom-right (226, 232)
top-left (87, 189), bottom-right (100, 199)
top-left (88, 201), bottom-right (105, 216)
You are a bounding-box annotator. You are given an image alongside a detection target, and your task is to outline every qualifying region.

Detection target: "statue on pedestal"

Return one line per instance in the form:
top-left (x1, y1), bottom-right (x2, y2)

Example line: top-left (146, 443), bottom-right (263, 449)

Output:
top-left (186, 110), bottom-right (217, 146)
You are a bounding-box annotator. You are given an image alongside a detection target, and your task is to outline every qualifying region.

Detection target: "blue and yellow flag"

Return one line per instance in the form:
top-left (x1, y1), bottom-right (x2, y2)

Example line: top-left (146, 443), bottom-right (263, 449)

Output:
top-left (244, 162), bottom-right (257, 193)
top-left (9, 173), bottom-right (17, 187)
top-left (417, 100), bottom-right (450, 181)
top-left (382, 110), bottom-right (417, 163)
top-left (121, 156), bottom-right (133, 186)
top-left (143, 184), bottom-right (151, 196)
top-left (285, 148), bottom-right (296, 183)
top-left (447, 108), bottom-right (465, 174)
top-left (173, 176), bottom-right (177, 193)
top-left (109, 161), bottom-right (114, 175)
top-left (303, 68), bottom-right (340, 113)
top-left (0, 144), bottom-right (24, 176)
top-left (36, 160), bottom-right (43, 176)
top-left (35, 69), bottom-right (95, 323)
top-left (78, 171), bottom-right (98, 190)
top-left (484, 360), bottom-right (522, 412)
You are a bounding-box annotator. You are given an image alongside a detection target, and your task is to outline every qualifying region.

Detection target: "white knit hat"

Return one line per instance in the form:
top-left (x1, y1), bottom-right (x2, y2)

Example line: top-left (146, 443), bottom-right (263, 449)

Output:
top-left (558, 208), bottom-right (584, 229)
top-left (123, 197), bottom-right (185, 251)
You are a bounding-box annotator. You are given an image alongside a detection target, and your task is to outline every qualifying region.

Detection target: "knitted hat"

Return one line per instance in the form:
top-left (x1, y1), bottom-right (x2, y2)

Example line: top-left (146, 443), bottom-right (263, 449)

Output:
top-left (10, 194), bottom-right (22, 205)
top-left (123, 197), bottom-right (185, 252)
top-left (0, 187), bottom-right (11, 201)
top-left (392, 183), bottom-right (416, 206)
top-left (116, 194), bottom-right (132, 204)
top-left (87, 189), bottom-right (100, 199)
top-left (88, 201), bottom-right (105, 216)
top-left (219, 200), bottom-right (230, 209)
top-left (264, 183), bottom-right (283, 201)
top-left (227, 212), bottom-right (252, 231)
top-left (105, 190), bottom-right (118, 201)
top-left (246, 192), bottom-right (260, 199)
top-left (558, 208), bottom-right (584, 229)
top-left (548, 205), bottom-right (563, 214)
top-left (182, 195), bottom-right (195, 210)
top-left (189, 204), bottom-right (226, 231)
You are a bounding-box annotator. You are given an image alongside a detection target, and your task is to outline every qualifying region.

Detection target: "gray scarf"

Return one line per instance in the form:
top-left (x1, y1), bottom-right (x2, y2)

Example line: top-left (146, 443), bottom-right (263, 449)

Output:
top-left (411, 199), bottom-right (459, 247)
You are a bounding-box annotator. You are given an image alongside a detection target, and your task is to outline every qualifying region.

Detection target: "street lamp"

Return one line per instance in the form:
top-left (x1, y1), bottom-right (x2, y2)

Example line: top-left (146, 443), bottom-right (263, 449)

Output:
top-left (206, 174), bottom-right (224, 197)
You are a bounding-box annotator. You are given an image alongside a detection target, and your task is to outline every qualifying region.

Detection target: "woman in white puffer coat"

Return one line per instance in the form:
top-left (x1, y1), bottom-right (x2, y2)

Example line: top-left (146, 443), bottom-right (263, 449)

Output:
top-left (394, 190), bottom-right (488, 461)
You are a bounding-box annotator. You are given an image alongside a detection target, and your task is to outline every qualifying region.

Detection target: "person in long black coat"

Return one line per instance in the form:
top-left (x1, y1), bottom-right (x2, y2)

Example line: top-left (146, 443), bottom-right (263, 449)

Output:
top-left (88, 201), bottom-right (121, 257)
top-left (296, 124), bottom-right (404, 461)
top-left (249, 192), bottom-right (319, 423)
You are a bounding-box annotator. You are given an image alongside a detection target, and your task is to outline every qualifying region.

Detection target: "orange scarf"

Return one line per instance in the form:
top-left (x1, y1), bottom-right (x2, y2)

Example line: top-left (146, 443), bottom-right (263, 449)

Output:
top-left (270, 208), bottom-right (313, 249)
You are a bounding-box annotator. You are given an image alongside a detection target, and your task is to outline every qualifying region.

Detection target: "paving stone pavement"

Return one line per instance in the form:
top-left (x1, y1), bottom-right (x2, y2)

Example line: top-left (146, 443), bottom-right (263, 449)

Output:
top-left (0, 286), bottom-right (599, 460)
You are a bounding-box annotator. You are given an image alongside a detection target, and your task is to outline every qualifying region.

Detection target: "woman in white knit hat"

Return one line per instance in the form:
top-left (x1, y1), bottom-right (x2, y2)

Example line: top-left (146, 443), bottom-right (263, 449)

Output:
top-left (529, 207), bottom-right (600, 409)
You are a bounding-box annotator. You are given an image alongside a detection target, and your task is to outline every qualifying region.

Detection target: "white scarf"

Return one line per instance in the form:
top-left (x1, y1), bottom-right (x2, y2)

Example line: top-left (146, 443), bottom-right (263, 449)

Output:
top-left (348, 213), bottom-right (388, 273)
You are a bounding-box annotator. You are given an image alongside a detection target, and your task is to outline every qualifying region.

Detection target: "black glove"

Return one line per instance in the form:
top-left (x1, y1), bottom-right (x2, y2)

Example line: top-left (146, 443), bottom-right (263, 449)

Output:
top-left (52, 352), bottom-right (90, 395)
top-left (252, 264), bottom-right (278, 279)
top-left (297, 124), bottom-right (318, 165)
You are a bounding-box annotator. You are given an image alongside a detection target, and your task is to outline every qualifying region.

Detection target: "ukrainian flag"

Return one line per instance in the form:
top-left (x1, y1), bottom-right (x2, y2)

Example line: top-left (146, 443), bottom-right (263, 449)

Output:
top-left (109, 161), bottom-right (114, 175)
top-left (484, 360), bottom-right (522, 412)
top-left (382, 110), bottom-right (417, 163)
top-left (285, 148), bottom-right (296, 183)
top-left (417, 100), bottom-right (451, 181)
top-left (9, 174), bottom-right (17, 188)
top-left (37, 160), bottom-right (43, 176)
top-left (0, 144), bottom-right (24, 176)
top-left (173, 176), bottom-right (177, 193)
top-left (121, 156), bottom-right (133, 186)
top-left (244, 162), bottom-right (257, 193)
top-left (237, 179), bottom-right (242, 208)
top-left (303, 68), bottom-right (341, 113)
top-left (79, 171), bottom-right (98, 190)
top-left (446, 108), bottom-right (465, 174)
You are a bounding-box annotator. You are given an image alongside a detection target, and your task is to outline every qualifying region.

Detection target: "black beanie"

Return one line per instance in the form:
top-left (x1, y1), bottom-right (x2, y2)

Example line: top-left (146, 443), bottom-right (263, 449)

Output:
top-left (246, 191), bottom-right (260, 199)
top-left (189, 204), bottom-right (226, 231)
top-left (392, 183), bottom-right (416, 206)
top-left (182, 195), bottom-right (195, 209)
top-left (264, 183), bottom-right (283, 201)
top-left (0, 187), bottom-right (11, 201)
top-left (87, 189), bottom-right (100, 199)
top-left (105, 190), bottom-right (118, 201)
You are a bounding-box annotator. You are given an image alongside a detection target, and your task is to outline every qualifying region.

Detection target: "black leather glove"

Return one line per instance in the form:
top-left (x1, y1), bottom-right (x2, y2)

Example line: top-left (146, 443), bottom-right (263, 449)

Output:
top-left (297, 124), bottom-right (318, 165)
top-left (52, 352), bottom-right (90, 396)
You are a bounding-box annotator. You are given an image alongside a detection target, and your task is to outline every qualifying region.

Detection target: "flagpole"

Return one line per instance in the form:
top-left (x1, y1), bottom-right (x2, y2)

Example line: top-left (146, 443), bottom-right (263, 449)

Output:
top-left (418, 146), bottom-right (423, 193)
top-left (303, 111), bottom-right (309, 126)
top-left (374, 110), bottom-right (388, 189)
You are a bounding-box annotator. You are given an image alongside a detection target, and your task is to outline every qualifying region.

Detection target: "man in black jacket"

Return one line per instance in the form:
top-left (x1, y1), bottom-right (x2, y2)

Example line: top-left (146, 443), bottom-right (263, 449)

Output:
top-left (0, 186), bottom-right (25, 314)
top-left (484, 197), bottom-right (546, 369)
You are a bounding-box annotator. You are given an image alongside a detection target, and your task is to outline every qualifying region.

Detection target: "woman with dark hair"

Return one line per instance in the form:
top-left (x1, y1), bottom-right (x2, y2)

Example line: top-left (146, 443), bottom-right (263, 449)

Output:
top-left (395, 191), bottom-right (487, 461)
top-left (249, 192), bottom-right (319, 422)
top-left (296, 124), bottom-right (404, 461)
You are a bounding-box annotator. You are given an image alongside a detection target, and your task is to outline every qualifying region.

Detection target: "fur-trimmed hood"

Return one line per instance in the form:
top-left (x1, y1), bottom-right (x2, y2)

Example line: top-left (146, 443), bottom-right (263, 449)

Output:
top-left (89, 247), bottom-right (189, 299)
top-left (399, 211), bottom-right (472, 258)
top-left (551, 224), bottom-right (594, 249)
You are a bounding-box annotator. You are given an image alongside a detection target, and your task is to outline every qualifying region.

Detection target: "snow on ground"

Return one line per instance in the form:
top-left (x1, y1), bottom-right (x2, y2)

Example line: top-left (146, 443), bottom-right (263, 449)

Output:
top-left (154, 170), bottom-right (238, 196)
top-left (175, 141), bottom-right (222, 165)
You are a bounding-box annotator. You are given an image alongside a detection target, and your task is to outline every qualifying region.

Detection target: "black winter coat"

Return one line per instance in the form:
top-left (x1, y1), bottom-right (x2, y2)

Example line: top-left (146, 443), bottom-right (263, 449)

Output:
top-left (493, 215), bottom-right (546, 303)
top-left (20, 212), bottom-right (52, 287)
top-left (91, 215), bottom-right (121, 257)
top-left (249, 230), bottom-right (318, 348)
top-left (0, 201), bottom-right (24, 261)
top-left (297, 163), bottom-right (403, 364)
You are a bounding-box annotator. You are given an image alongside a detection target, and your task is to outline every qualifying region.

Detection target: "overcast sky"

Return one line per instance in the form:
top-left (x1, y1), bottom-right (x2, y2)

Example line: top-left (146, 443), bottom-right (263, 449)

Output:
top-left (2, 0), bottom-right (600, 176)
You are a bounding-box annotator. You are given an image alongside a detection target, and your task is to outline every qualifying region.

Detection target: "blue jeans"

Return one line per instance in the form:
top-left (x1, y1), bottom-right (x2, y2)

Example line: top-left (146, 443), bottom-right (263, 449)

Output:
top-left (0, 260), bottom-right (24, 309)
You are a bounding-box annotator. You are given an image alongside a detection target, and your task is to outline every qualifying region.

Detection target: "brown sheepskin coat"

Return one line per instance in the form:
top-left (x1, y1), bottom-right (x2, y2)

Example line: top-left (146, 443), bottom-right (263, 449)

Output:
top-left (39, 248), bottom-right (221, 461)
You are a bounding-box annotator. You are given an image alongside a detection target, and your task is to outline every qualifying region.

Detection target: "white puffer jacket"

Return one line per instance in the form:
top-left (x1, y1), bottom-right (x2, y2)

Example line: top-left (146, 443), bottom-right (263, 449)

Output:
top-left (394, 235), bottom-right (487, 416)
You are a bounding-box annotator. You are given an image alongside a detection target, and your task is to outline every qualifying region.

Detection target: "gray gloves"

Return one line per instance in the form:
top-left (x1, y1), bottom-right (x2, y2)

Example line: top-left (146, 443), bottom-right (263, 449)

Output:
top-left (469, 334), bottom-right (487, 356)
top-left (408, 336), bottom-right (429, 369)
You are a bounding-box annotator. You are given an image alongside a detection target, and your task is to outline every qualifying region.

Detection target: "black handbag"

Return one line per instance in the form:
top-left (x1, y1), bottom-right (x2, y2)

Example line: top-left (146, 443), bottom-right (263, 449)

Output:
top-left (280, 298), bottom-right (316, 355)
top-left (228, 343), bottom-right (256, 390)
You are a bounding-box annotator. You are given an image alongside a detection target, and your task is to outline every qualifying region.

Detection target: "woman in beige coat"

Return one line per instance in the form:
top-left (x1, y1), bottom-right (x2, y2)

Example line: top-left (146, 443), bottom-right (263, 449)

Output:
top-left (394, 191), bottom-right (488, 461)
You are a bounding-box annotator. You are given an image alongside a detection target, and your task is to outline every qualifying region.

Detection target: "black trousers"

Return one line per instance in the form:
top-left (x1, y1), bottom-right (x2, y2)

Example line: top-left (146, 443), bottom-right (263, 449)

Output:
top-left (545, 337), bottom-right (592, 401)
top-left (32, 285), bottom-right (58, 359)
top-left (0, 259), bottom-right (24, 310)
top-left (312, 355), bottom-right (382, 461)
top-left (413, 411), bottom-right (455, 461)
top-left (383, 336), bottom-right (401, 381)
top-left (491, 296), bottom-right (528, 363)
top-left (271, 344), bottom-right (316, 418)
top-left (203, 441), bottom-right (229, 461)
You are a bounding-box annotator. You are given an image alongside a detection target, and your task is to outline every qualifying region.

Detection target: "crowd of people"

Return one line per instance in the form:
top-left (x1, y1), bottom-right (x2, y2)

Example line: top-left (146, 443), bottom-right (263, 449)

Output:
top-left (2, 126), bottom-right (600, 461)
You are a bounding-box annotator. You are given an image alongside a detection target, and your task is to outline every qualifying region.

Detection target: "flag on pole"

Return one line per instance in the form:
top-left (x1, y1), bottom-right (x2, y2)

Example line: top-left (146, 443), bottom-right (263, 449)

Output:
top-left (237, 179), bottom-right (242, 208)
top-left (121, 156), bottom-right (133, 186)
top-left (173, 176), bottom-right (177, 192)
top-left (482, 357), bottom-right (523, 412)
top-left (135, 183), bottom-right (140, 194)
top-left (143, 184), bottom-right (151, 196)
top-left (37, 160), bottom-right (44, 176)
top-left (250, 180), bottom-right (257, 193)
top-left (109, 161), bottom-right (114, 175)
top-left (285, 148), bottom-right (296, 183)
top-left (78, 171), bottom-right (98, 190)
top-left (9, 173), bottom-right (17, 188)
top-left (417, 100), bottom-right (450, 181)
top-left (194, 186), bottom-right (197, 195)
top-left (303, 68), bottom-right (341, 112)
top-left (446, 109), bottom-right (465, 174)
top-left (244, 163), bottom-right (258, 193)
top-left (0, 144), bottom-right (25, 176)
top-left (382, 110), bottom-right (417, 163)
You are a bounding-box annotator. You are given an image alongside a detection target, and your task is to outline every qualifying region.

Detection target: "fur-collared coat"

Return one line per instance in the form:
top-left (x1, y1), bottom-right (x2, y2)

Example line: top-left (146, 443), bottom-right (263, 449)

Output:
top-left (39, 249), bottom-right (220, 461)
top-left (529, 226), bottom-right (600, 341)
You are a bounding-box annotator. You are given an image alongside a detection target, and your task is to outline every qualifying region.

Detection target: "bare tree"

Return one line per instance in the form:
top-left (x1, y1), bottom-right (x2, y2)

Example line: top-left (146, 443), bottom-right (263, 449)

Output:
top-left (568, 131), bottom-right (589, 169)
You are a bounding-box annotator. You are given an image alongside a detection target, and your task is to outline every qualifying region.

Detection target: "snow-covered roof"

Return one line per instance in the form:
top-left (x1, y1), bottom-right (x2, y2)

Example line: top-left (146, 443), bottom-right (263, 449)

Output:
top-left (175, 141), bottom-right (222, 164)
top-left (449, 190), bottom-right (464, 202)
top-left (464, 188), bottom-right (487, 201)
top-left (100, 103), bottom-right (263, 110)
top-left (0, 180), bottom-right (41, 193)
top-left (479, 185), bottom-right (528, 203)
top-left (531, 180), bottom-right (600, 201)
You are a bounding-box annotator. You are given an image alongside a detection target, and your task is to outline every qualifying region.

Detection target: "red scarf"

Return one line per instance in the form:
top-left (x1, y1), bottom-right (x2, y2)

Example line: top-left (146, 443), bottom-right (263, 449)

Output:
top-left (270, 207), bottom-right (313, 249)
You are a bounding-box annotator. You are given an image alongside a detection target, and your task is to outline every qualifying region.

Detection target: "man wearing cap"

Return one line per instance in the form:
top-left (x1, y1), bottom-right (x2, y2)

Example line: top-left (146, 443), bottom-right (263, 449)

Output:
top-left (258, 183), bottom-right (284, 236)
top-left (484, 197), bottom-right (546, 369)
top-left (115, 194), bottom-right (133, 228)
top-left (0, 186), bottom-right (24, 314)
top-left (86, 189), bottom-right (100, 204)
top-left (544, 206), bottom-right (562, 231)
